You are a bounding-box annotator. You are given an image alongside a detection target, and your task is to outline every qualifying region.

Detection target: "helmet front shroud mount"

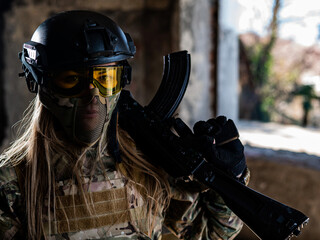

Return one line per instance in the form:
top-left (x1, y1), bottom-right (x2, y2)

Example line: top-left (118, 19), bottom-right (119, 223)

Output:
top-left (19, 10), bottom-right (136, 145)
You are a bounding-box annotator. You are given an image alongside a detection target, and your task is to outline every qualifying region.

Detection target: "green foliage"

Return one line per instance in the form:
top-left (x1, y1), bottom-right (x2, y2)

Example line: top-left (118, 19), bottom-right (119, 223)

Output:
top-left (249, 44), bottom-right (273, 87)
top-left (240, 0), bottom-right (282, 122)
top-left (245, 42), bottom-right (275, 121)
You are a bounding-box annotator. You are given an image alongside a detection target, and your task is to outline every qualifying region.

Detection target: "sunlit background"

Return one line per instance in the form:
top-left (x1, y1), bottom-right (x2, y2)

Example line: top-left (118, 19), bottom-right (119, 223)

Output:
top-left (236, 1), bottom-right (320, 239)
top-left (239, 0), bottom-right (320, 46)
top-left (237, 0), bottom-right (320, 163)
top-left (0, 0), bottom-right (319, 239)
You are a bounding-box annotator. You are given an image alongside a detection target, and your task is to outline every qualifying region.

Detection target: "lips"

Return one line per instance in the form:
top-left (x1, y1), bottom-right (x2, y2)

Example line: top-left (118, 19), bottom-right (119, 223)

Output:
top-left (81, 108), bottom-right (99, 118)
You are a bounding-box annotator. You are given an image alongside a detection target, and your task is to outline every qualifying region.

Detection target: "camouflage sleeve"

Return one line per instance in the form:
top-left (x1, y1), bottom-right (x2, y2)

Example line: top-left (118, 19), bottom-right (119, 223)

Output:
top-left (0, 166), bottom-right (24, 240)
top-left (164, 179), bottom-right (243, 240)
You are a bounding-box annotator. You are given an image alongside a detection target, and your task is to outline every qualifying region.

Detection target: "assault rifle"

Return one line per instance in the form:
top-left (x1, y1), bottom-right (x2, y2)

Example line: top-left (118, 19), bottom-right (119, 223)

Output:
top-left (118, 51), bottom-right (309, 240)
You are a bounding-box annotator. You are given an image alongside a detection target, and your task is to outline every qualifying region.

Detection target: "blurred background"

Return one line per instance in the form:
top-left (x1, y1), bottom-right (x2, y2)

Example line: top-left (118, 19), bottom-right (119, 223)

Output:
top-left (0, 0), bottom-right (319, 239)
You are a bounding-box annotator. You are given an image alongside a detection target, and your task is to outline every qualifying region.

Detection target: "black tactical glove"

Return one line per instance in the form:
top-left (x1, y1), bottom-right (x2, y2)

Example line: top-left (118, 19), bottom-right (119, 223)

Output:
top-left (193, 116), bottom-right (247, 178)
top-left (173, 116), bottom-right (247, 179)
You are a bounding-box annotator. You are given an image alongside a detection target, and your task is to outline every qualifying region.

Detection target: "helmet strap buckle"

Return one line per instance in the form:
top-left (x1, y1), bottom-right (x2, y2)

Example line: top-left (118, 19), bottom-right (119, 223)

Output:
top-left (25, 71), bottom-right (38, 93)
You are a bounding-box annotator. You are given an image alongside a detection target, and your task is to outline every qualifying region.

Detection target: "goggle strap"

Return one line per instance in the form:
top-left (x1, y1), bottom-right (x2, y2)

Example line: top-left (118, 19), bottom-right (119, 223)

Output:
top-left (22, 65), bottom-right (38, 93)
top-left (26, 75), bottom-right (38, 93)
top-left (121, 63), bottom-right (132, 87)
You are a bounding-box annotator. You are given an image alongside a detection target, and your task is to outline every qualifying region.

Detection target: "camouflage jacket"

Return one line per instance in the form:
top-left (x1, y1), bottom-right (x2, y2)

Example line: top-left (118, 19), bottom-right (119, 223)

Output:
top-left (0, 149), bottom-right (243, 240)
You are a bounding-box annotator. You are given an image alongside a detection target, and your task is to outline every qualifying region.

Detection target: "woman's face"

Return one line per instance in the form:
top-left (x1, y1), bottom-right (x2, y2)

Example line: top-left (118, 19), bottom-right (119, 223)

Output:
top-left (39, 62), bottom-right (123, 145)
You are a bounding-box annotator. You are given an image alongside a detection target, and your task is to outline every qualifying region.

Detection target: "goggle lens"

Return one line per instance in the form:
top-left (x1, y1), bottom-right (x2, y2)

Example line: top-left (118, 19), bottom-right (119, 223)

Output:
top-left (92, 66), bottom-right (122, 97)
top-left (51, 65), bottom-right (124, 97)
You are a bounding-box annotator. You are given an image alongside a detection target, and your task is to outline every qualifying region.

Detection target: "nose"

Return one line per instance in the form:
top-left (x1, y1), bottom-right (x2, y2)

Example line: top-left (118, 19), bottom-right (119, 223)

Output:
top-left (87, 83), bottom-right (99, 104)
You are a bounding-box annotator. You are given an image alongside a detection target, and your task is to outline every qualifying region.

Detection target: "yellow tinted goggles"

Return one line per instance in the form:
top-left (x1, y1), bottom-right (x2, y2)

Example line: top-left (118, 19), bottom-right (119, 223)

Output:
top-left (52, 66), bottom-right (124, 97)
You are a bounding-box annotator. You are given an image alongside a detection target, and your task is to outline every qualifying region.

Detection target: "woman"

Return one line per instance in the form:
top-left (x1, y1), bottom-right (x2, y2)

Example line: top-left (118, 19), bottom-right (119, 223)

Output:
top-left (0, 10), bottom-right (246, 240)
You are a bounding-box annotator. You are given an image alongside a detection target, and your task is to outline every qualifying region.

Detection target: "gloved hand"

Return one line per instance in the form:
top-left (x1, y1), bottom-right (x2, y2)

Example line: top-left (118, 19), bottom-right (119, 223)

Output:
top-left (192, 116), bottom-right (247, 179)
top-left (173, 116), bottom-right (247, 179)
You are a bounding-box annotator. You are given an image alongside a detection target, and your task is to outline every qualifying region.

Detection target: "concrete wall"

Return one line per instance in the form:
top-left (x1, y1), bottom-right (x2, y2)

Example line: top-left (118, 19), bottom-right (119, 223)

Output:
top-left (178, 0), bottom-right (241, 127)
top-left (217, 0), bottom-right (239, 122)
top-left (237, 154), bottom-right (319, 240)
top-left (178, 0), bottom-right (212, 127)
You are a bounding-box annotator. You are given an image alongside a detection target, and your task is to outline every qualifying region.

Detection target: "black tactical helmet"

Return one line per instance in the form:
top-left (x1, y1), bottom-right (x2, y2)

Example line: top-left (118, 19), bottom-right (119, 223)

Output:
top-left (19, 10), bottom-right (136, 92)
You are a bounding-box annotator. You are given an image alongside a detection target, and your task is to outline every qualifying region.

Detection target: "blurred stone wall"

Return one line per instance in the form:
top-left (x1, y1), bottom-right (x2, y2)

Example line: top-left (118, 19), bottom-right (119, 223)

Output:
top-left (0, 2), bottom-right (13, 151)
top-left (0, 0), bottom-right (179, 148)
top-left (0, 0), bottom-right (220, 147)
top-left (179, 0), bottom-right (212, 127)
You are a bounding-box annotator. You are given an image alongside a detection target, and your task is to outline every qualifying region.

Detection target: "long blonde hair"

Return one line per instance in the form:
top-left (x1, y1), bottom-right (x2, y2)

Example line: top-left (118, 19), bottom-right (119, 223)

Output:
top-left (0, 95), bottom-right (171, 239)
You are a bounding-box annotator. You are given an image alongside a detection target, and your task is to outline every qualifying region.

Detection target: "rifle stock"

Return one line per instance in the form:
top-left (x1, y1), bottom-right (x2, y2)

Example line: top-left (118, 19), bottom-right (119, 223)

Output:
top-left (118, 51), bottom-right (309, 239)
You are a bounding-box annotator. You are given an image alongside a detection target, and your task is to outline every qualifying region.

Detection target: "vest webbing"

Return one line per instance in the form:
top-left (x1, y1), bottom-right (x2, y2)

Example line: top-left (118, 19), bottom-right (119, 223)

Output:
top-left (44, 187), bottom-right (146, 235)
